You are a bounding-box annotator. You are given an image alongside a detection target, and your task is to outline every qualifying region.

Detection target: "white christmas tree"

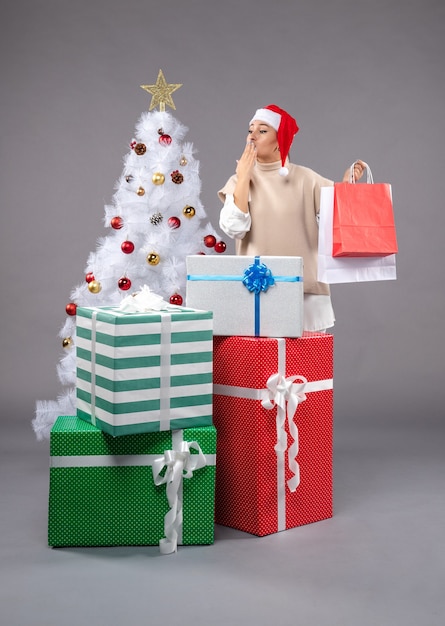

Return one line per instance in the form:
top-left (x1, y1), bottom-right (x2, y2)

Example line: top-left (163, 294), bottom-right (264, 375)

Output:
top-left (33, 69), bottom-right (226, 440)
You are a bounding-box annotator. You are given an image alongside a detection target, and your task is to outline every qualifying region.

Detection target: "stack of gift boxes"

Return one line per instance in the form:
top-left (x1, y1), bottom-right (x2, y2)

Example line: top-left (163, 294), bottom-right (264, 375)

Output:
top-left (48, 302), bottom-right (217, 554)
top-left (48, 255), bottom-right (334, 552)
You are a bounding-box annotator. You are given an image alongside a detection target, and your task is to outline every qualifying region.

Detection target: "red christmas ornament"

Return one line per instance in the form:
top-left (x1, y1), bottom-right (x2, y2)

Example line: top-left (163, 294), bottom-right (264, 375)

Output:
top-left (214, 241), bottom-right (227, 253)
top-left (118, 277), bottom-right (132, 291)
top-left (121, 240), bottom-right (135, 254)
top-left (65, 302), bottom-right (77, 316)
top-left (159, 134), bottom-right (172, 146)
top-left (111, 216), bottom-right (123, 230)
top-left (204, 234), bottom-right (217, 248)
top-left (168, 216), bottom-right (181, 229)
top-left (85, 272), bottom-right (95, 283)
top-left (169, 293), bottom-right (183, 306)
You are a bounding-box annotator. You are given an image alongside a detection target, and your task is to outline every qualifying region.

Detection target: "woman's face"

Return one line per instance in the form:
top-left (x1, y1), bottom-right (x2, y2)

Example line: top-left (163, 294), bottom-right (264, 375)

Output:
top-left (247, 121), bottom-right (279, 162)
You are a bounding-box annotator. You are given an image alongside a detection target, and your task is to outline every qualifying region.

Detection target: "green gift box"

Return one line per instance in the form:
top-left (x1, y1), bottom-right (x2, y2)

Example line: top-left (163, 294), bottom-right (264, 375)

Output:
top-left (76, 305), bottom-right (213, 436)
top-left (48, 416), bottom-right (216, 552)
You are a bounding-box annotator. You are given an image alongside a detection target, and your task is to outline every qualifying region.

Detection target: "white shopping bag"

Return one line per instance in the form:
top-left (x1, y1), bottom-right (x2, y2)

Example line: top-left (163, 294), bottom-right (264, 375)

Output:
top-left (317, 186), bottom-right (397, 284)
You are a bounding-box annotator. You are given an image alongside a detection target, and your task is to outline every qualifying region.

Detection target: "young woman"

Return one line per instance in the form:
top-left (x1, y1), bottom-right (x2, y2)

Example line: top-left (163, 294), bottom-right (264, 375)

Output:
top-left (218, 104), bottom-right (365, 334)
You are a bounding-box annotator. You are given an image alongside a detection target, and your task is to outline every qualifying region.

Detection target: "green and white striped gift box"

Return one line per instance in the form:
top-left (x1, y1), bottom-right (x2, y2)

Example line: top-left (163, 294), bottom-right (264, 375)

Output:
top-left (76, 305), bottom-right (213, 436)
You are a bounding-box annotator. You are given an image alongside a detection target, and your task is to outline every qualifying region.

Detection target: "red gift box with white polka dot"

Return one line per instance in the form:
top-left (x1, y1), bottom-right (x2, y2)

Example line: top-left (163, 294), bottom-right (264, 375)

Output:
top-left (213, 334), bottom-right (333, 536)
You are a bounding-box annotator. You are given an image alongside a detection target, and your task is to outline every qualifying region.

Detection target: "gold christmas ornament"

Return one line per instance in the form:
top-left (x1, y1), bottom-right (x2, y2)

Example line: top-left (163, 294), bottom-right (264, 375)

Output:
top-left (146, 252), bottom-right (160, 265)
top-left (137, 186), bottom-right (146, 196)
top-left (179, 156), bottom-right (188, 166)
top-left (140, 69), bottom-right (182, 112)
top-left (88, 280), bottom-right (102, 294)
top-left (62, 337), bottom-right (73, 348)
top-left (152, 172), bottom-right (165, 185)
top-left (183, 205), bottom-right (196, 218)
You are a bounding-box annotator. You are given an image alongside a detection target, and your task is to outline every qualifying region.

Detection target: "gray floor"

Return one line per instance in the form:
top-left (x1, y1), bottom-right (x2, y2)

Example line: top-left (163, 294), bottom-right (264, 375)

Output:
top-left (1, 413), bottom-right (444, 626)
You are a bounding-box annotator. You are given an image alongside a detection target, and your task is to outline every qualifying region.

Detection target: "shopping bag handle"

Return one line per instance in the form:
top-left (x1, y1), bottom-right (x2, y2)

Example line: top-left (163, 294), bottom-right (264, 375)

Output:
top-left (349, 161), bottom-right (373, 184)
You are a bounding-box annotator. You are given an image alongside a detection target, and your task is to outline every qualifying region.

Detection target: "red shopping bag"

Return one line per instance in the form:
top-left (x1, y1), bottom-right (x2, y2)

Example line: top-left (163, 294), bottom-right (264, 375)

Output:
top-left (332, 163), bottom-right (398, 257)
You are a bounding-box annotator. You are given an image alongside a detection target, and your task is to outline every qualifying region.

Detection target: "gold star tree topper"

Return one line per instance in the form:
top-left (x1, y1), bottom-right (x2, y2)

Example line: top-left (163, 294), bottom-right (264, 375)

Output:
top-left (140, 69), bottom-right (183, 112)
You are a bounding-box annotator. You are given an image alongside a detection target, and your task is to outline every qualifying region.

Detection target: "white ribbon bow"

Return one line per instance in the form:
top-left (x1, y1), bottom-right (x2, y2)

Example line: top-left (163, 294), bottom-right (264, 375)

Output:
top-left (262, 373), bottom-right (307, 492)
top-left (119, 284), bottom-right (170, 313)
top-left (152, 441), bottom-right (207, 554)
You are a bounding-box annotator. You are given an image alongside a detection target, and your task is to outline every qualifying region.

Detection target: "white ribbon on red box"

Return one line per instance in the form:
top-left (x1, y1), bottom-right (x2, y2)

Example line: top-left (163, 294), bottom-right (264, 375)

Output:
top-left (213, 337), bottom-right (333, 532)
top-left (261, 371), bottom-right (307, 494)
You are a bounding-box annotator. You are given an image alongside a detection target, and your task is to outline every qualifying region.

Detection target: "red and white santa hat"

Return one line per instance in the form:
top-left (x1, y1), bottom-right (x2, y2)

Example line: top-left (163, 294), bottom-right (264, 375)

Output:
top-left (249, 104), bottom-right (299, 176)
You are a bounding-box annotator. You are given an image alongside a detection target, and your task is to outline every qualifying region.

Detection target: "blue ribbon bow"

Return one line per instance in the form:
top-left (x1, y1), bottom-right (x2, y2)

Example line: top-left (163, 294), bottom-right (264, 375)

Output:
top-left (242, 260), bottom-right (276, 294)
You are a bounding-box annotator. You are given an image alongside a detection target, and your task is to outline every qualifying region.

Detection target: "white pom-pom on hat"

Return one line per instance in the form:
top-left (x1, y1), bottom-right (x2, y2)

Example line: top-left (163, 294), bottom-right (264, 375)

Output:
top-left (249, 104), bottom-right (299, 176)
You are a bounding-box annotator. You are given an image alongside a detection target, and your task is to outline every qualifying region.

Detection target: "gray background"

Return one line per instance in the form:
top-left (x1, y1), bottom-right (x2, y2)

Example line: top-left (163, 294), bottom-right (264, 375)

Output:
top-left (1, 1), bottom-right (444, 624)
